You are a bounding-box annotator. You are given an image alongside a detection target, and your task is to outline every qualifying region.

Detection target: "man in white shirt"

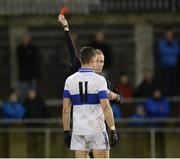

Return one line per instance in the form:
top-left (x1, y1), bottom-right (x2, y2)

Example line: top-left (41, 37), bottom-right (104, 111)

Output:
top-left (63, 47), bottom-right (118, 158)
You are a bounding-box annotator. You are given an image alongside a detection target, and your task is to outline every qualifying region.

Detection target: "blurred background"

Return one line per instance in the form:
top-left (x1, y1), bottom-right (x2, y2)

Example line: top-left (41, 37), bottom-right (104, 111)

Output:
top-left (1, 0), bottom-right (180, 157)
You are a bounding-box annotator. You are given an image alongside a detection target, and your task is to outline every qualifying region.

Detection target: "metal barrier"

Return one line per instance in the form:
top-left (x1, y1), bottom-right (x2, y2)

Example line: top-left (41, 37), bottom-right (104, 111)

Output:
top-left (0, 127), bottom-right (180, 157)
top-left (1, 117), bottom-right (180, 124)
top-left (0, 97), bottom-right (180, 157)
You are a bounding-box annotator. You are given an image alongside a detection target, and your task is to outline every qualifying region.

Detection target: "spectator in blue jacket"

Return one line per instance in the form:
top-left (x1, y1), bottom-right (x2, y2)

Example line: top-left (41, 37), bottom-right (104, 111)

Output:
top-left (159, 28), bottom-right (179, 96)
top-left (130, 104), bottom-right (146, 127)
top-left (111, 103), bottom-right (121, 120)
top-left (146, 88), bottom-right (170, 127)
top-left (2, 89), bottom-right (25, 120)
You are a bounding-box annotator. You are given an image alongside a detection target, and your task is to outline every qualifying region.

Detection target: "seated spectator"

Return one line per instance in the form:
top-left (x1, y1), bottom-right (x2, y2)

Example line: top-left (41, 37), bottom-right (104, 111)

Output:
top-left (2, 89), bottom-right (25, 126)
top-left (146, 88), bottom-right (170, 127)
top-left (23, 88), bottom-right (47, 127)
top-left (130, 104), bottom-right (146, 127)
top-left (135, 69), bottom-right (157, 98)
top-left (111, 103), bottom-right (121, 120)
top-left (117, 73), bottom-right (133, 98)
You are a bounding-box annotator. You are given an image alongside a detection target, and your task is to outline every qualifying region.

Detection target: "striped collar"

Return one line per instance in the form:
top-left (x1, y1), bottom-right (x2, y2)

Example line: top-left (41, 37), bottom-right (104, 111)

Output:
top-left (78, 68), bottom-right (94, 72)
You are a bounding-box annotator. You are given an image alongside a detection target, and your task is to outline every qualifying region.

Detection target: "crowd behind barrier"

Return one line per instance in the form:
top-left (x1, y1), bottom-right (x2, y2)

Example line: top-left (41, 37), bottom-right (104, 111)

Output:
top-left (1, 97), bottom-right (180, 127)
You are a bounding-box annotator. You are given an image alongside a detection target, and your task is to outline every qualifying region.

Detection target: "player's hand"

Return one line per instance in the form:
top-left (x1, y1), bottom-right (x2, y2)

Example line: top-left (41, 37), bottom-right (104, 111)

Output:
top-left (108, 91), bottom-right (117, 101)
top-left (64, 131), bottom-right (71, 148)
top-left (110, 129), bottom-right (119, 147)
top-left (58, 15), bottom-right (68, 27)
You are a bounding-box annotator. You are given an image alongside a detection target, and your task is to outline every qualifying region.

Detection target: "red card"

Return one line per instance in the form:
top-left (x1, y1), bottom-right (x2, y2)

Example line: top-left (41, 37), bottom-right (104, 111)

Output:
top-left (59, 6), bottom-right (69, 16)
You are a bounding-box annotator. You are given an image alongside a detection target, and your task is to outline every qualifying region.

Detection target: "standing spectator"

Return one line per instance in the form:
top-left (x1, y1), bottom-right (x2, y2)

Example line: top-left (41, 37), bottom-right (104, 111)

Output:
top-left (89, 31), bottom-right (112, 78)
top-left (2, 89), bottom-right (25, 123)
top-left (135, 69), bottom-right (157, 98)
top-left (117, 73), bottom-right (133, 98)
top-left (16, 34), bottom-right (40, 100)
top-left (146, 88), bottom-right (170, 127)
top-left (177, 49), bottom-right (180, 95)
top-left (159, 28), bottom-right (179, 96)
top-left (23, 88), bottom-right (47, 128)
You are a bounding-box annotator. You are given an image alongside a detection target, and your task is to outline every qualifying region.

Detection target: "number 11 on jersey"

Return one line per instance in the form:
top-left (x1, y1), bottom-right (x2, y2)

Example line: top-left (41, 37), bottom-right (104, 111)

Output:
top-left (79, 81), bottom-right (88, 103)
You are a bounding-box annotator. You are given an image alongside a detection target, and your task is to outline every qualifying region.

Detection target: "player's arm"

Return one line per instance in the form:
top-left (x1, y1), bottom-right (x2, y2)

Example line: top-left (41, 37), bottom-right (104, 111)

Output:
top-left (58, 15), bottom-right (80, 73)
top-left (100, 98), bottom-right (115, 129)
top-left (100, 95), bottom-right (119, 146)
top-left (62, 98), bottom-right (71, 131)
top-left (62, 80), bottom-right (72, 148)
top-left (98, 78), bottom-right (119, 146)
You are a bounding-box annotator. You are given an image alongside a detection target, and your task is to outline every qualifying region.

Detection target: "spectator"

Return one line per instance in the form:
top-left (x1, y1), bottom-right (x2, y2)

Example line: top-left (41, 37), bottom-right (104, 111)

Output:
top-left (111, 103), bottom-right (121, 120)
top-left (159, 28), bottom-right (179, 96)
top-left (135, 69), bottom-right (157, 98)
top-left (117, 73), bottom-right (133, 98)
top-left (130, 104), bottom-right (146, 127)
top-left (16, 34), bottom-right (40, 100)
top-left (177, 50), bottom-right (180, 95)
top-left (23, 88), bottom-right (47, 127)
top-left (146, 88), bottom-right (170, 127)
top-left (2, 89), bottom-right (25, 125)
top-left (89, 31), bottom-right (112, 78)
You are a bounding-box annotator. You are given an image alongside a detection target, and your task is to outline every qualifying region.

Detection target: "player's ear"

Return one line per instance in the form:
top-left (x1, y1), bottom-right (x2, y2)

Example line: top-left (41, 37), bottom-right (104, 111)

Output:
top-left (90, 59), bottom-right (94, 64)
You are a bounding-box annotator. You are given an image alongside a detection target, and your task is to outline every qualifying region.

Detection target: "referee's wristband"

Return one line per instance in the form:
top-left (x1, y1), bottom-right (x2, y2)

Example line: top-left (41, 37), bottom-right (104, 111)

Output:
top-left (116, 94), bottom-right (121, 102)
top-left (63, 25), bottom-right (69, 31)
top-left (63, 25), bottom-right (68, 29)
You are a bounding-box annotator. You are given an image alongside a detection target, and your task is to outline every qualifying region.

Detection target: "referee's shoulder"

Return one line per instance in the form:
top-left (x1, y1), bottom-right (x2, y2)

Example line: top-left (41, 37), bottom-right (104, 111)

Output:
top-left (93, 73), bottom-right (106, 82)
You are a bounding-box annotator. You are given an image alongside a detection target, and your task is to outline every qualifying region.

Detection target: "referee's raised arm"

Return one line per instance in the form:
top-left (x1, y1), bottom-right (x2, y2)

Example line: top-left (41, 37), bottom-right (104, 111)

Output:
top-left (58, 15), bottom-right (80, 74)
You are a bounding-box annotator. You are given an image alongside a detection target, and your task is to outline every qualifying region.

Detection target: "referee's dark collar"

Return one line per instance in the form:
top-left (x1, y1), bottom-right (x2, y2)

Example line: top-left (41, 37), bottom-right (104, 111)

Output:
top-left (78, 68), bottom-right (94, 72)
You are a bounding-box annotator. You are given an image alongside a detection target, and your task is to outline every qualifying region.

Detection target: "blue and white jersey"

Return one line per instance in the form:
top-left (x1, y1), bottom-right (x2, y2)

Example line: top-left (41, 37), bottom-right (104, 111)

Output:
top-left (63, 68), bottom-right (108, 135)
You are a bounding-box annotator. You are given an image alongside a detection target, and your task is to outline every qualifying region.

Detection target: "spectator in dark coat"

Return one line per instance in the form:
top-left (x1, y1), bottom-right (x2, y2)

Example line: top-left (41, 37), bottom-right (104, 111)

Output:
top-left (89, 31), bottom-right (112, 78)
top-left (23, 88), bottom-right (47, 127)
top-left (16, 34), bottom-right (40, 100)
top-left (159, 28), bottom-right (179, 96)
top-left (2, 89), bottom-right (25, 126)
top-left (135, 69), bottom-right (157, 98)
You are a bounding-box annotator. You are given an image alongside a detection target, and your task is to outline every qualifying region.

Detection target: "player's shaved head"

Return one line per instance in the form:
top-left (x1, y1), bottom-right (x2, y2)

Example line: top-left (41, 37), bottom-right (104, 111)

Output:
top-left (79, 47), bottom-right (96, 65)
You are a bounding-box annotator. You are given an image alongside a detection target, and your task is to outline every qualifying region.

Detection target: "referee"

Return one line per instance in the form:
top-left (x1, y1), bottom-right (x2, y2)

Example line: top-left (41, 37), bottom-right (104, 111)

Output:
top-left (58, 15), bottom-right (122, 104)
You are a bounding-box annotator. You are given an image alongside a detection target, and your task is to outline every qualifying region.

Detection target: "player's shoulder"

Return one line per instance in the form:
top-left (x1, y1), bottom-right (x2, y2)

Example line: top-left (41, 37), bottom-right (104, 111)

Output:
top-left (65, 72), bottom-right (79, 82)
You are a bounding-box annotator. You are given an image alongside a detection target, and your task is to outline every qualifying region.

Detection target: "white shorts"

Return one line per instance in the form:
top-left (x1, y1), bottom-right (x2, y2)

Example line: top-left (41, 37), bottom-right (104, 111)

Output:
top-left (70, 131), bottom-right (110, 151)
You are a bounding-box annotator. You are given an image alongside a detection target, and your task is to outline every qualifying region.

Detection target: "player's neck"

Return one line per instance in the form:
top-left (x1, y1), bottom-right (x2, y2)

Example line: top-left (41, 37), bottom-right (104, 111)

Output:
top-left (81, 64), bottom-right (93, 70)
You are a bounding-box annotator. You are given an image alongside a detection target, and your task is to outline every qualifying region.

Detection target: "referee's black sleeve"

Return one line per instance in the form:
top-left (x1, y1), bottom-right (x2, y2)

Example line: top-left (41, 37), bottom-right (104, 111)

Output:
top-left (107, 80), bottom-right (123, 103)
top-left (64, 31), bottom-right (80, 74)
top-left (107, 80), bottom-right (118, 93)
